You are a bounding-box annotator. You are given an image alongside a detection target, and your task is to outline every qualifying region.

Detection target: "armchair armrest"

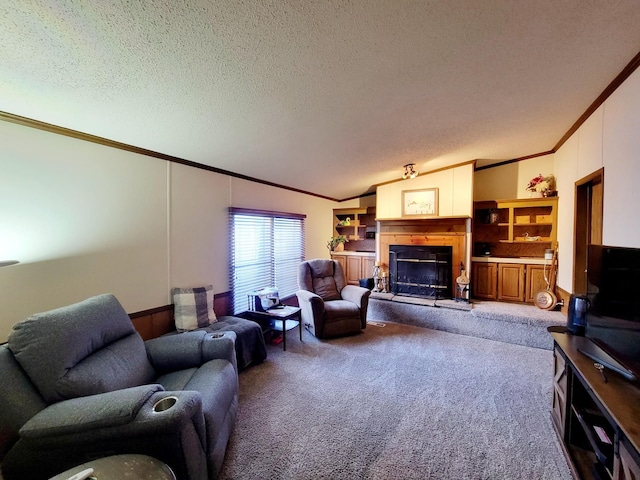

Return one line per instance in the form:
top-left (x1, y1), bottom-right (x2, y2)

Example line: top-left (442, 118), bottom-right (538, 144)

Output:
top-left (341, 285), bottom-right (371, 328)
top-left (145, 330), bottom-right (237, 373)
top-left (19, 384), bottom-right (164, 440)
top-left (341, 285), bottom-right (371, 306)
top-left (296, 289), bottom-right (323, 306)
top-left (296, 290), bottom-right (326, 336)
top-left (18, 387), bottom-right (204, 448)
top-left (11, 388), bottom-right (208, 480)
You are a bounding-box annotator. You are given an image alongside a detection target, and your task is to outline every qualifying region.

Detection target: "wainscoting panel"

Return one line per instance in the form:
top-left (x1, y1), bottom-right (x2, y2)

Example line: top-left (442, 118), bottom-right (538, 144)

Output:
top-left (129, 291), bottom-right (233, 340)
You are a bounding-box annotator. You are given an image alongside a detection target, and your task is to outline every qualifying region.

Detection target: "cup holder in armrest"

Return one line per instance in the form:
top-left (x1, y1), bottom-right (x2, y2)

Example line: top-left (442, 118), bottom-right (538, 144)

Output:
top-left (209, 332), bottom-right (225, 339)
top-left (152, 396), bottom-right (179, 413)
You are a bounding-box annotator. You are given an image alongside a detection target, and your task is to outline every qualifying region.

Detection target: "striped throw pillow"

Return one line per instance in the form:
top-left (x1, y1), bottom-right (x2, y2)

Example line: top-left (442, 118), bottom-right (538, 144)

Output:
top-left (172, 285), bottom-right (217, 332)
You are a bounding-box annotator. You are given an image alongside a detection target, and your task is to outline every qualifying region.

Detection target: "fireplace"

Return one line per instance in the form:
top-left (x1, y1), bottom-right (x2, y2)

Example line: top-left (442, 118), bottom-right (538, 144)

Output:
top-left (389, 245), bottom-right (453, 299)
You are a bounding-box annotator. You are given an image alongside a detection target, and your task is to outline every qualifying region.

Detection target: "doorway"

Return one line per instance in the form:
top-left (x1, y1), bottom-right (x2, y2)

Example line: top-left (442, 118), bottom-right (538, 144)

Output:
top-left (573, 168), bottom-right (604, 294)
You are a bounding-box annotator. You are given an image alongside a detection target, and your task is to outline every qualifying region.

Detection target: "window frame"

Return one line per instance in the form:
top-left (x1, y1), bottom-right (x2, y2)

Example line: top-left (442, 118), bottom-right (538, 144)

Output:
top-left (229, 207), bottom-right (306, 314)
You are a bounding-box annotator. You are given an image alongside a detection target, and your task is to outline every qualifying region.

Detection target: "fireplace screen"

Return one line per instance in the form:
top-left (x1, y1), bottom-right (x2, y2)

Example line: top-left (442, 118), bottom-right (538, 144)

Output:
top-left (389, 245), bottom-right (453, 299)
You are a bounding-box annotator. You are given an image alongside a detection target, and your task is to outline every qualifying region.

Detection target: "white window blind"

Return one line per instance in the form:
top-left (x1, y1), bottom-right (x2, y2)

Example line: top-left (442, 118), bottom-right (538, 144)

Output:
top-left (229, 208), bottom-right (305, 314)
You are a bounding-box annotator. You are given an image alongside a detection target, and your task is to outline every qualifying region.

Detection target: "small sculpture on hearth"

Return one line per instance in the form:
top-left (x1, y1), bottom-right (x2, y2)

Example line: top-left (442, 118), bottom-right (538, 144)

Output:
top-left (372, 262), bottom-right (382, 292)
top-left (381, 272), bottom-right (389, 293)
top-left (455, 262), bottom-right (470, 303)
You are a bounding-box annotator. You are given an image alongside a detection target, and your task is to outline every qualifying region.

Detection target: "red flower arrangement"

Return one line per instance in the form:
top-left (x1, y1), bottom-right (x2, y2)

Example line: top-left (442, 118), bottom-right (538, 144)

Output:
top-left (526, 173), bottom-right (556, 194)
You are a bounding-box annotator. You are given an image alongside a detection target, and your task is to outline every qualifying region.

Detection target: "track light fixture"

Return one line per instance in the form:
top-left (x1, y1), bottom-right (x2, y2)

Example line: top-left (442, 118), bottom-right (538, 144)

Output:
top-left (402, 163), bottom-right (418, 179)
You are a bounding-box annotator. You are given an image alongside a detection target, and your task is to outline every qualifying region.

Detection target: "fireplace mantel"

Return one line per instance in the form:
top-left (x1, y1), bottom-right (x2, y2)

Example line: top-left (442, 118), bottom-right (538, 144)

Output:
top-left (378, 217), bottom-right (470, 294)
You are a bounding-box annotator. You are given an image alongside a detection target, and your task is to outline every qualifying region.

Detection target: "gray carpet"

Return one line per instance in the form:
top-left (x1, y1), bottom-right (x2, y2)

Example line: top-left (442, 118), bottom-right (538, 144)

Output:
top-left (218, 322), bottom-right (571, 479)
top-left (368, 298), bottom-right (565, 349)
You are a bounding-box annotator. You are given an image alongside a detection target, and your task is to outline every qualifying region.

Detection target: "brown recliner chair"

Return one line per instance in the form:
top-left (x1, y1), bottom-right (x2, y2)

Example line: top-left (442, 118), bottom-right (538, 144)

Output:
top-left (296, 259), bottom-right (371, 339)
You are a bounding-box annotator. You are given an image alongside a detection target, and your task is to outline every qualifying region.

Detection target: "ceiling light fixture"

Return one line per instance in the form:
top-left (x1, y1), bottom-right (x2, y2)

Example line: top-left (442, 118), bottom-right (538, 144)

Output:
top-left (402, 163), bottom-right (418, 179)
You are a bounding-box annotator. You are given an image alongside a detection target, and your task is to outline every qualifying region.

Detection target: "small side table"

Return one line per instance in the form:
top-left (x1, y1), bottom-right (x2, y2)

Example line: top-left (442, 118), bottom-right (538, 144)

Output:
top-left (241, 306), bottom-right (302, 351)
top-left (49, 454), bottom-right (175, 480)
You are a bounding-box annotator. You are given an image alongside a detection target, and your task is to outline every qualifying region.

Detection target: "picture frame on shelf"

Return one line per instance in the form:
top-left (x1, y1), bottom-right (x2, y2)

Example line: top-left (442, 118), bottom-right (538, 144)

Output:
top-left (402, 188), bottom-right (439, 217)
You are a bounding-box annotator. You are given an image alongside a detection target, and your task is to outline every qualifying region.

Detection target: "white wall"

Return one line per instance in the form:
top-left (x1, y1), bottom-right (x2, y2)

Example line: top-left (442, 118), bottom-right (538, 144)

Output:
top-left (553, 68), bottom-right (640, 292)
top-left (474, 154), bottom-right (555, 201)
top-left (0, 121), bottom-right (340, 341)
top-left (554, 133), bottom-right (578, 291)
top-left (2, 66), bottom-right (638, 340)
top-left (473, 67), bottom-right (640, 295)
top-left (601, 68), bottom-right (640, 247)
top-left (376, 163), bottom-right (474, 219)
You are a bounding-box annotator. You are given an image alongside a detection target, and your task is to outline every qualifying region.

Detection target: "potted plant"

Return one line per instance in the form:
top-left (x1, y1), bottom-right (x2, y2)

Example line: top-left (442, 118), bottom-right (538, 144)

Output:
top-left (327, 235), bottom-right (348, 252)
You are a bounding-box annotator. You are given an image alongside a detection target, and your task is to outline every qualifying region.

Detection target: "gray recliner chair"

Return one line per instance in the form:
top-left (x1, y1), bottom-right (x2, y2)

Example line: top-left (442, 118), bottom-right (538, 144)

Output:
top-left (296, 259), bottom-right (371, 339)
top-left (0, 294), bottom-right (238, 480)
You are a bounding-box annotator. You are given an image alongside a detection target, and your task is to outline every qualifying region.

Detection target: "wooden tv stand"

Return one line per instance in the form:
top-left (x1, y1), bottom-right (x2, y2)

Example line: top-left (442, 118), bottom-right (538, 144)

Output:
top-left (551, 332), bottom-right (640, 479)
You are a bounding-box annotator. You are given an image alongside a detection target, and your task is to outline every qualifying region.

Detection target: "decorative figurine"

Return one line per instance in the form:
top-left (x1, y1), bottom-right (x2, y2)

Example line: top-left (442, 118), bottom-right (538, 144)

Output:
top-left (381, 272), bottom-right (389, 293)
top-left (372, 261), bottom-right (381, 292)
top-left (455, 262), bottom-right (470, 302)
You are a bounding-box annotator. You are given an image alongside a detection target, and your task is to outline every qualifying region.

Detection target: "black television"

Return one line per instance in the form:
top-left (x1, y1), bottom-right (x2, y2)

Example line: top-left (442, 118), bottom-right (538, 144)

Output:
top-left (582, 244), bottom-right (640, 382)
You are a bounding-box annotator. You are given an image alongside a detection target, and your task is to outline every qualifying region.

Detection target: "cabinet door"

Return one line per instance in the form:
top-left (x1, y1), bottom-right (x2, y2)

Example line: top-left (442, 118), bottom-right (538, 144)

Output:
top-left (472, 262), bottom-right (497, 300)
top-left (525, 264), bottom-right (548, 303)
top-left (361, 256), bottom-right (375, 280)
top-left (345, 255), bottom-right (363, 285)
top-left (497, 263), bottom-right (525, 301)
top-left (551, 347), bottom-right (568, 439)
top-left (330, 254), bottom-right (346, 277)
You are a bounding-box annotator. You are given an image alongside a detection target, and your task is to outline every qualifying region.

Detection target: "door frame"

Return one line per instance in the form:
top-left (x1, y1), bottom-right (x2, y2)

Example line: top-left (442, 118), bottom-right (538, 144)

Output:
top-left (573, 168), bottom-right (604, 294)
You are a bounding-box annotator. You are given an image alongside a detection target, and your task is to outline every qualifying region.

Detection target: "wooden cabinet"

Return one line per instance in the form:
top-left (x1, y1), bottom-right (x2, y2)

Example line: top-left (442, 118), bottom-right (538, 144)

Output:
top-left (472, 197), bottom-right (557, 304)
top-left (472, 262), bottom-right (497, 300)
top-left (334, 207), bottom-right (375, 241)
top-left (551, 346), bottom-right (568, 439)
top-left (331, 253), bottom-right (375, 285)
top-left (333, 207), bottom-right (376, 253)
top-left (362, 256), bottom-right (375, 281)
top-left (525, 264), bottom-right (548, 303)
top-left (473, 197), bottom-right (557, 258)
top-left (497, 263), bottom-right (525, 301)
top-left (551, 333), bottom-right (640, 480)
top-left (346, 255), bottom-right (363, 285)
top-left (332, 254), bottom-right (346, 275)
top-left (616, 439), bottom-right (640, 480)
top-left (472, 261), bottom-right (548, 303)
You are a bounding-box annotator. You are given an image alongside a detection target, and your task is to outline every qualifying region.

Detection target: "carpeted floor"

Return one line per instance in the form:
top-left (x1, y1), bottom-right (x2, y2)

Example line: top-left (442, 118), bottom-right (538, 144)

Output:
top-left (218, 322), bottom-right (572, 480)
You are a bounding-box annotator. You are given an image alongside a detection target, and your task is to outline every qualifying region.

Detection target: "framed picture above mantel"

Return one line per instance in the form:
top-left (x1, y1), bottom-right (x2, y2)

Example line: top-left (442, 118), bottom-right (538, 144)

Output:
top-left (402, 188), bottom-right (439, 217)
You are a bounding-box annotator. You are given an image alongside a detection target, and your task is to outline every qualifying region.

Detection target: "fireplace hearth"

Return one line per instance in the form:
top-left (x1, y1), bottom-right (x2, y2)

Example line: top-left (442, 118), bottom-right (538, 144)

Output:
top-left (389, 245), bottom-right (453, 299)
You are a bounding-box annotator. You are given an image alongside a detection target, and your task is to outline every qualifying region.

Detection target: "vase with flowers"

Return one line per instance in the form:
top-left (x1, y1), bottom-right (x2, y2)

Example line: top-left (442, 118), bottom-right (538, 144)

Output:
top-left (526, 173), bottom-right (556, 197)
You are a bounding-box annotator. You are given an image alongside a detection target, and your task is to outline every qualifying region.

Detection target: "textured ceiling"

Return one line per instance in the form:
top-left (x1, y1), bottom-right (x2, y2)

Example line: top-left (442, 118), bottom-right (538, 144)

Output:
top-left (1, 1), bottom-right (639, 200)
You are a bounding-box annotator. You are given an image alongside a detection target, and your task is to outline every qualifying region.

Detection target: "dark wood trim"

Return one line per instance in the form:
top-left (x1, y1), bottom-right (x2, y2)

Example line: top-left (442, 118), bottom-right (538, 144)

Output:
top-left (128, 291), bottom-right (234, 340)
top-left (338, 190), bottom-right (377, 202)
top-left (0, 110), bottom-right (340, 203)
top-left (475, 151), bottom-right (554, 172)
top-left (459, 50), bottom-right (640, 173)
top-left (554, 50), bottom-right (640, 152)
top-left (573, 167), bottom-right (604, 295)
top-left (576, 167), bottom-right (605, 187)
top-left (129, 305), bottom-right (174, 341)
top-left (129, 304), bottom-right (173, 319)
top-left (3, 50), bottom-right (639, 199)
top-left (228, 207), bottom-right (307, 219)
top-left (555, 285), bottom-right (571, 315)
top-left (213, 291), bottom-right (233, 318)
top-left (373, 160), bottom-right (477, 189)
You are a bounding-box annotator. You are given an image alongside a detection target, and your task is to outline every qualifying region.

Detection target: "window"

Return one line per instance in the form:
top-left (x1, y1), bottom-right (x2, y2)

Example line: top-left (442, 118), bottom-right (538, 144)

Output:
top-left (229, 208), bottom-right (305, 314)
